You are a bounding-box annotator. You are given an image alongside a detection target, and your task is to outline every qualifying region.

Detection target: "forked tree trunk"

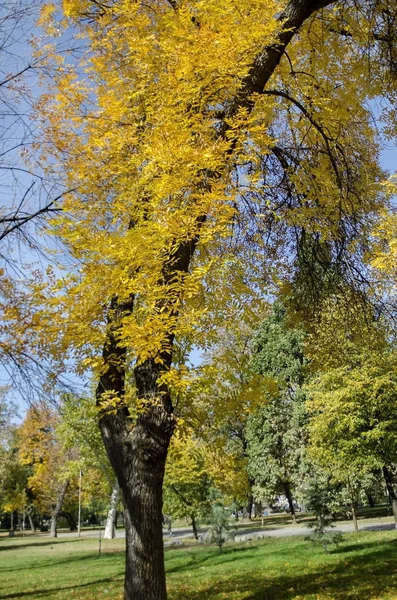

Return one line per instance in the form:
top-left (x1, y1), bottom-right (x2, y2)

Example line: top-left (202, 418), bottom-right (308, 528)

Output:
top-left (50, 481), bottom-right (69, 538)
top-left (383, 466), bottom-right (397, 528)
top-left (100, 403), bottom-right (174, 600)
top-left (94, 1), bottom-right (337, 597)
top-left (104, 480), bottom-right (120, 539)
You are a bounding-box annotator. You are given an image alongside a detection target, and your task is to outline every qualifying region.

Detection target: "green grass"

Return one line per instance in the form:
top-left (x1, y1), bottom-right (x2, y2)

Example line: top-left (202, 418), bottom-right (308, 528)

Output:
top-left (1, 530), bottom-right (397, 599)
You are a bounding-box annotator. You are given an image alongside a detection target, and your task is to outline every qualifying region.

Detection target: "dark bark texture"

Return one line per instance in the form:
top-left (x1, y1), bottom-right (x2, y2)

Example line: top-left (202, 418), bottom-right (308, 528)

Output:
top-left (246, 494), bottom-right (254, 521)
top-left (284, 481), bottom-right (297, 522)
top-left (96, 0), bottom-right (338, 598)
top-left (191, 515), bottom-right (198, 540)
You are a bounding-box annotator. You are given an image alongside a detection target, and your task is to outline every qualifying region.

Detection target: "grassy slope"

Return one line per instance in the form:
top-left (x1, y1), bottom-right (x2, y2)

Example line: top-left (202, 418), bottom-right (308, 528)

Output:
top-left (1, 530), bottom-right (397, 599)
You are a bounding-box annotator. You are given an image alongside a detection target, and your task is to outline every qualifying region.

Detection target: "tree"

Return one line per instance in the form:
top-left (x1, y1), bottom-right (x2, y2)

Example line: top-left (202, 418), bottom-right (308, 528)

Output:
top-left (308, 350), bottom-right (397, 527)
top-left (195, 313), bottom-right (267, 519)
top-left (208, 503), bottom-right (232, 554)
top-left (304, 470), bottom-right (344, 552)
top-left (246, 304), bottom-right (307, 521)
top-left (0, 0), bottom-right (77, 407)
top-left (56, 394), bottom-right (118, 538)
top-left (0, 426), bottom-right (33, 532)
top-left (34, 1), bottom-right (397, 598)
top-left (18, 404), bottom-right (77, 537)
top-left (163, 431), bottom-right (212, 539)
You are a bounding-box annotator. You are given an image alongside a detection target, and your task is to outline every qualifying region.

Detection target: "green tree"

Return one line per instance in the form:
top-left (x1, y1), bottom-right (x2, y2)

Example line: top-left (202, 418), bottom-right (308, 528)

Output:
top-left (163, 431), bottom-right (212, 539)
top-left (57, 394), bottom-right (117, 537)
top-left (208, 503), bottom-right (232, 554)
top-left (247, 304), bottom-right (307, 521)
top-left (196, 314), bottom-right (267, 519)
top-left (308, 350), bottom-right (397, 527)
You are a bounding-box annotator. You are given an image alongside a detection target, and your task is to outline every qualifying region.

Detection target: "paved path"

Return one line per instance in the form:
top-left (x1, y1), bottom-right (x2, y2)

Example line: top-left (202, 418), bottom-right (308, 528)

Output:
top-left (55, 518), bottom-right (396, 544)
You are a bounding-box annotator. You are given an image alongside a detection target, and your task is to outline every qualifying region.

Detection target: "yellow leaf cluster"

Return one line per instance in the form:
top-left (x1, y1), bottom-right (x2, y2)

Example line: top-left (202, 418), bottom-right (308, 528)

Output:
top-left (32, 0), bottom-right (397, 413)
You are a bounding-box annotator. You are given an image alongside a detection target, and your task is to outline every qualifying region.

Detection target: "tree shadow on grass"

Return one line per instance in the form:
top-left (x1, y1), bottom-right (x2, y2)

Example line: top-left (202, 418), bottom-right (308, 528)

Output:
top-left (329, 538), bottom-right (397, 554)
top-left (1, 549), bottom-right (125, 574)
top-left (0, 573), bottom-right (124, 599)
top-left (361, 523), bottom-right (396, 532)
top-left (0, 539), bottom-right (83, 551)
top-left (166, 544), bottom-right (263, 574)
top-left (166, 539), bottom-right (309, 576)
top-left (168, 538), bottom-right (397, 600)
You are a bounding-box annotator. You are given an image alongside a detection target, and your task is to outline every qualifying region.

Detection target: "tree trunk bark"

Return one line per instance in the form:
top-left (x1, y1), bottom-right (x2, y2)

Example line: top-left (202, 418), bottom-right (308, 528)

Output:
top-left (383, 466), bottom-right (397, 529)
top-left (351, 504), bottom-right (359, 532)
top-left (284, 481), bottom-right (296, 523)
top-left (104, 480), bottom-right (120, 539)
top-left (191, 514), bottom-right (198, 540)
top-left (100, 404), bottom-right (174, 600)
top-left (246, 493), bottom-right (254, 521)
top-left (27, 511), bottom-right (35, 532)
top-left (50, 481), bottom-right (69, 538)
top-left (254, 501), bottom-right (262, 519)
top-left (347, 479), bottom-right (359, 533)
top-left (366, 493), bottom-right (375, 508)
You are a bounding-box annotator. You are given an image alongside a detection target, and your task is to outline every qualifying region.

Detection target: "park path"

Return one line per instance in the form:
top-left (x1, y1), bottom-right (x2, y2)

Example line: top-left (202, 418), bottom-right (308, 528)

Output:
top-left (55, 517), bottom-right (396, 544)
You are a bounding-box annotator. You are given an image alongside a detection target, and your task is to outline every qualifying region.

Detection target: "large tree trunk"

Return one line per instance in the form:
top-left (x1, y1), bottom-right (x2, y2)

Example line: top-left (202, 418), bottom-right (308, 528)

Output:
top-left (27, 510), bottom-right (35, 532)
top-left (246, 493), bottom-right (254, 521)
top-left (100, 403), bottom-right (174, 600)
top-left (104, 480), bottom-right (120, 540)
top-left (50, 481), bottom-right (69, 538)
top-left (95, 1), bottom-right (337, 598)
top-left (284, 481), bottom-right (296, 523)
top-left (191, 514), bottom-right (198, 540)
top-left (383, 466), bottom-right (397, 528)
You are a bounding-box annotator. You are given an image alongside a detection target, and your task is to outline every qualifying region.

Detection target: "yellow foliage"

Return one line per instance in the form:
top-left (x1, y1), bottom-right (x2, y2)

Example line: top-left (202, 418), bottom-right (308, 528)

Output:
top-left (28, 0), bottom-right (397, 415)
top-left (166, 430), bottom-right (206, 485)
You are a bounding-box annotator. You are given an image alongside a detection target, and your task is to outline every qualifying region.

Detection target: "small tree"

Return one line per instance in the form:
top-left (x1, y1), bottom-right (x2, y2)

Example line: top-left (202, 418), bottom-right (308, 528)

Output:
top-left (208, 504), bottom-right (231, 554)
top-left (163, 431), bottom-right (212, 539)
top-left (304, 475), bottom-right (343, 553)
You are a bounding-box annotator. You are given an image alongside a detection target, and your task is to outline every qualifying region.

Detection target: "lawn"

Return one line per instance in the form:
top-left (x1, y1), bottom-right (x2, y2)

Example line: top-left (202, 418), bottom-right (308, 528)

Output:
top-left (1, 530), bottom-right (397, 599)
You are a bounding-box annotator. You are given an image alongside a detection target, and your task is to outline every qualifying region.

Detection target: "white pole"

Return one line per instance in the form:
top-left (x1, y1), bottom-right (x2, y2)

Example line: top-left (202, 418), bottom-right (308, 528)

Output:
top-left (78, 470), bottom-right (82, 537)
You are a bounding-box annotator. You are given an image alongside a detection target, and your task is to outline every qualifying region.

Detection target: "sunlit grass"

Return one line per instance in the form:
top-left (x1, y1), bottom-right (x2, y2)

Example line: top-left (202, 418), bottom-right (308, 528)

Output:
top-left (1, 529), bottom-right (397, 599)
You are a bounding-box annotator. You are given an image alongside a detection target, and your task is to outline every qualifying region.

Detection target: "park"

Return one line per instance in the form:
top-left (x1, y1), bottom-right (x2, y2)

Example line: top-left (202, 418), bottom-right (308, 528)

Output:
top-left (0, 0), bottom-right (397, 599)
top-left (2, 513), bottom-right (397, 599)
